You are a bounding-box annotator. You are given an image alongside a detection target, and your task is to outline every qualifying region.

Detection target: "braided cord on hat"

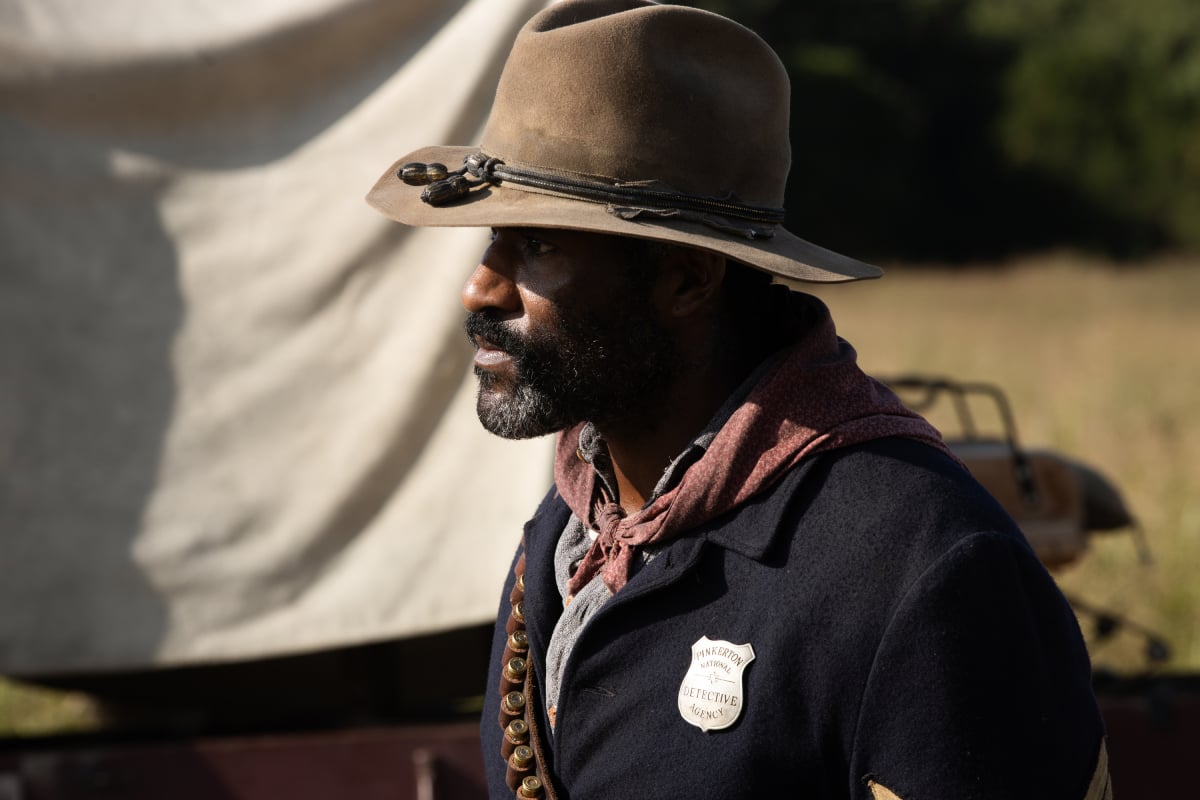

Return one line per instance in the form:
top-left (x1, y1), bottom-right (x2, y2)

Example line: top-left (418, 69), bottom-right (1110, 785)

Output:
top-left (399, 154), bottom-right (785, 238)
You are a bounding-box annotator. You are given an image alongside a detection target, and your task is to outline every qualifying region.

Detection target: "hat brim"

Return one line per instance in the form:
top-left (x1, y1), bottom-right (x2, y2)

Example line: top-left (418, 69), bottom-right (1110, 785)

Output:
top-left (367, 146), bottom-right (882, 283)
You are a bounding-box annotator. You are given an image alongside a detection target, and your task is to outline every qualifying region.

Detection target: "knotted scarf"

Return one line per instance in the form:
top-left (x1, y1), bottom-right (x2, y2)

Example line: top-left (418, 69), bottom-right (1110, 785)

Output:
top-left (556, 291), bottom-right (956, 596)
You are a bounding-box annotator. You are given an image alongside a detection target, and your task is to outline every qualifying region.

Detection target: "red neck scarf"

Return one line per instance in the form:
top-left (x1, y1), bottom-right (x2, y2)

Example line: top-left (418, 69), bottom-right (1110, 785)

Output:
top-left (556, 292), bottom-right (954, 596)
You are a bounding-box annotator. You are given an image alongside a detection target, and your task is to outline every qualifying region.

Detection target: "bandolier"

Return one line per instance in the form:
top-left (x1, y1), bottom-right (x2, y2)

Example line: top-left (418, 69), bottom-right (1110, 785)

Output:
top-left (496, 552), bottom-right (556, 800)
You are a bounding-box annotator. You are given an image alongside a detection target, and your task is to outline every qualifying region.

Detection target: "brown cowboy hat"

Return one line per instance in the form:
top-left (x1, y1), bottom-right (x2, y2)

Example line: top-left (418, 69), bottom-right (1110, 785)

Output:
top-left (366, 0), bottom-right (881, 283)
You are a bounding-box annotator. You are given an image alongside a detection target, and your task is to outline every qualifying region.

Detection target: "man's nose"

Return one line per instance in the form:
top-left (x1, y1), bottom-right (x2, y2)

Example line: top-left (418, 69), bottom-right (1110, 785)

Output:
top-left (461, 248), bottom-right (520, 314)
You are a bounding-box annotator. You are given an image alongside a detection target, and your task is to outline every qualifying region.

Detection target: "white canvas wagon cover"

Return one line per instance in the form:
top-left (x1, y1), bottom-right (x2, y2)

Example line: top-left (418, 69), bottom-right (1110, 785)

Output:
top-left (0, 0), bottom-right (552, 675)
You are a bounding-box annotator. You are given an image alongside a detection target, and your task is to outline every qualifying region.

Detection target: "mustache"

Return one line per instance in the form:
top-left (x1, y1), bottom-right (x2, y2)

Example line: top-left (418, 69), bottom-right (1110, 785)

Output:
top-left (463, 312), bottom-right (530, 359)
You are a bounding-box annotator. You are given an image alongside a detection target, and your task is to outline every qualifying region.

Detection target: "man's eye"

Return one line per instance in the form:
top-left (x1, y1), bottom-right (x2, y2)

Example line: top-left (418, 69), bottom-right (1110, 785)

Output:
top-left (522, 237), bottom-right (555, 256)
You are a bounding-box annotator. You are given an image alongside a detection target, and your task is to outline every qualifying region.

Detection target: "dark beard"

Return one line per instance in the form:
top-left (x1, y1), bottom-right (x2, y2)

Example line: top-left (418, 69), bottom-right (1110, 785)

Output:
top-left (464, 301), bottom-right (679, 440)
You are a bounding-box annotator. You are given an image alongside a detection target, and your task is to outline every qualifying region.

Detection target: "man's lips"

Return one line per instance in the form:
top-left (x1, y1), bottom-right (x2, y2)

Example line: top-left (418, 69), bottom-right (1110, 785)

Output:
top-left (472, 336), bottom-right (513, 369)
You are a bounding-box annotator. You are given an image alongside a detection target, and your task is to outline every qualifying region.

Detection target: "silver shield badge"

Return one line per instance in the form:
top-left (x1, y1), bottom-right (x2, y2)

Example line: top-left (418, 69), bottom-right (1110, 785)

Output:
top-left (677, 635), bottom-right (756, 732)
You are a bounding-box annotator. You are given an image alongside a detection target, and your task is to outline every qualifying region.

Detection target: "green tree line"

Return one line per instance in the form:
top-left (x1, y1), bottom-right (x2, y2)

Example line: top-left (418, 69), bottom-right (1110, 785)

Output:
top-left (686, 0), bottom-right (1200, 261)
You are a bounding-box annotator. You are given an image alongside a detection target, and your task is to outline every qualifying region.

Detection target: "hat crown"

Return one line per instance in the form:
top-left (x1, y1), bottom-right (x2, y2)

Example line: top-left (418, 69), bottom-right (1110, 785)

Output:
top-left (480, 0), bottom-right (791, 207)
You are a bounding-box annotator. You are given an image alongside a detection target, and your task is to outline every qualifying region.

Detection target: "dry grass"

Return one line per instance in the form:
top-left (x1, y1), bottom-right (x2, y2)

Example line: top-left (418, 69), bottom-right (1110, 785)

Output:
top-left (811, 254), bottom-right (1200, 673)
top-left (0, 678), bottom-right (101, 737)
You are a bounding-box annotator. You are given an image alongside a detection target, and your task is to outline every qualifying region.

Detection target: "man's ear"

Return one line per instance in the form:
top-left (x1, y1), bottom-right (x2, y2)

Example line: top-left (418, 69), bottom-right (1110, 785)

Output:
top-left (656, 246), bottom-right (727, 320)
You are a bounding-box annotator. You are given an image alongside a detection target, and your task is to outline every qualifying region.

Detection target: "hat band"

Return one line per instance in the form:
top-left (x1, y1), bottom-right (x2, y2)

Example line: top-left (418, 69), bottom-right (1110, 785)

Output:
top-left (399, 154), bottom-right (785, 240)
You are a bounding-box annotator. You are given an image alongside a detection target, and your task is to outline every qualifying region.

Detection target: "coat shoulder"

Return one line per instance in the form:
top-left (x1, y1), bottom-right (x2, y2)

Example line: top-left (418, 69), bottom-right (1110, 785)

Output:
top-left (769, 436), bottom-right (1031, 579)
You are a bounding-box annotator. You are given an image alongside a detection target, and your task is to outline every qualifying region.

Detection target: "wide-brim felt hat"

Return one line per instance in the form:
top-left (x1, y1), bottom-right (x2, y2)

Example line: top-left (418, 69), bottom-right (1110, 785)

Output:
top-left (366, 0), bottom-right (882, 284)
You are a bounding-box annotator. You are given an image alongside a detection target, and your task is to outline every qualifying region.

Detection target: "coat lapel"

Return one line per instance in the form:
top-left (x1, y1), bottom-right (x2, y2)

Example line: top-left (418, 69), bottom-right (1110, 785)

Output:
top-left (520, 491), bottom-right (571, 686)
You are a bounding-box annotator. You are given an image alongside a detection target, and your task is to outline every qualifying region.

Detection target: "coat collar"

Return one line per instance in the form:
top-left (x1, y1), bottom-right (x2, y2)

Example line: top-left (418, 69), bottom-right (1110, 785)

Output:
top-left (529, 449), bottom-right (825, 592)
top-left (697, 453), bottom-right (821, 561)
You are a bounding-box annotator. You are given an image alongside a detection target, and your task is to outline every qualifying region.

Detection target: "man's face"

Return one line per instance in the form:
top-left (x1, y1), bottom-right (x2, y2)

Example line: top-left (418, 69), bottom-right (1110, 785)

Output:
top-left (461, 227), bottom-right (679, 439)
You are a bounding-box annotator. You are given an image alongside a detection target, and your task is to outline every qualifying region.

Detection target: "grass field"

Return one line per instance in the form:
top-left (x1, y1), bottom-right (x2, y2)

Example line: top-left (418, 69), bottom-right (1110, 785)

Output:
top-left (812, 254), bottom-right (1200, 675)
top-left (0, 680), bottom-right (99, 737)
top-left (2, 255), bottom-right (1197, 735)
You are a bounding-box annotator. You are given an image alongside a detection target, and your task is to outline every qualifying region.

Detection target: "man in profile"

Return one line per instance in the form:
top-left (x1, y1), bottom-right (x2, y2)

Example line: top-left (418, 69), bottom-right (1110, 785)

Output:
top-left (367, 1), bottom-right (1110, 798)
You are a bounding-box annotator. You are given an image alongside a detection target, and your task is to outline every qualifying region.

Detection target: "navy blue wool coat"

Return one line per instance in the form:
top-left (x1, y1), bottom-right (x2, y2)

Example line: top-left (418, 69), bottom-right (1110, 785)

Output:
top-left (482, 438), bottom-right (1106, 799)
